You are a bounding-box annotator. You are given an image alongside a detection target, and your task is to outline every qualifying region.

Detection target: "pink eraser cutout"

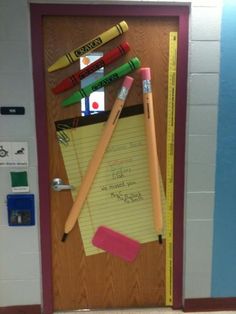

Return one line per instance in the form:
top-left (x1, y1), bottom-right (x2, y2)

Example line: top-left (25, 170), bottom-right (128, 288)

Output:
top-left (122, 76), bottom-right (134, 89)
top-left (140, 67), bottom-right (151, 80)
top-left (92, 226), bottom-right (141, 262)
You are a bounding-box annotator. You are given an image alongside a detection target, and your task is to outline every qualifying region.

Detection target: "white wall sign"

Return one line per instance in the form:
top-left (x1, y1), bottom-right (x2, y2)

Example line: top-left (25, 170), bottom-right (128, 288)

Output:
top-left (0, 142), bottom-right (28, 167)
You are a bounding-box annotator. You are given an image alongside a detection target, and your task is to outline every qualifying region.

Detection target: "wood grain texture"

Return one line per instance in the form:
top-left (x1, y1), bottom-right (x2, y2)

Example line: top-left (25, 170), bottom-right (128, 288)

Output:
top-left (43, 15), bottom-right (178, 311)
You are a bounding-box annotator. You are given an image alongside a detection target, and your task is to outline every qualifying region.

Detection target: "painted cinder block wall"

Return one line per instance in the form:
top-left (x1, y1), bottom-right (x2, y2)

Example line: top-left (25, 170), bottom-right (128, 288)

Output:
top-left (0, 0), bottom-right (222, 307)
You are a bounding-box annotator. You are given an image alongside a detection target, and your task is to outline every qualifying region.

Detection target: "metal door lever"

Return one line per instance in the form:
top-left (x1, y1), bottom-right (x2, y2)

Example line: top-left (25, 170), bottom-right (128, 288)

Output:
top-left (51, 178), bottom-right (74, 192)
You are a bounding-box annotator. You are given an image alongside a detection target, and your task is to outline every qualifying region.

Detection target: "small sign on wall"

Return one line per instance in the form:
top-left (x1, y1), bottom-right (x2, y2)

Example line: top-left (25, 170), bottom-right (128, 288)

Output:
top-left (0, 142), bottom-right (28, 167)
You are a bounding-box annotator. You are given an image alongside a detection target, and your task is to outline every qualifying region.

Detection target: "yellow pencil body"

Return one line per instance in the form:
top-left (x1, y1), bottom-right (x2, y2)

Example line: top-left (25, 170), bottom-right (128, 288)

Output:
top-left (140, 68), bottom-right (163, 240)
top-left (62, 76), bottom-right (134, 241)
top-left (48, 21), bottom-right (128, 72)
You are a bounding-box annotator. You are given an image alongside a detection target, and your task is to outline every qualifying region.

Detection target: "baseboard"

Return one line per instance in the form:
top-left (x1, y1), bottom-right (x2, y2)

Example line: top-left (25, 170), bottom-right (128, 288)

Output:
top-left (184, 297), bottom-right (236, 312)
top-left (0, 304), bottom-right (41, 314)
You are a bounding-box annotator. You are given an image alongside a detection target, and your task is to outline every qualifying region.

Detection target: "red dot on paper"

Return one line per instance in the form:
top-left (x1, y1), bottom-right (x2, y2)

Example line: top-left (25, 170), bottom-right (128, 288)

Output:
top-left (92, 102), bottom-right (99, 109)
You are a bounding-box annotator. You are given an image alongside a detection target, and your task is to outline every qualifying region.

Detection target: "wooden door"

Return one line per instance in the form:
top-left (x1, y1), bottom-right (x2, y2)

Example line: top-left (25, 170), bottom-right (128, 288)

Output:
top-left (42, 14), bottom-right (178, 312)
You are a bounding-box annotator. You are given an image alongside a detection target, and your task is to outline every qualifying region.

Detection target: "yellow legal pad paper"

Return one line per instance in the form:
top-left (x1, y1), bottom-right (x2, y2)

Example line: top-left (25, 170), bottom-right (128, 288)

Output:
top-left (57, 105), bottom-right (157, 255)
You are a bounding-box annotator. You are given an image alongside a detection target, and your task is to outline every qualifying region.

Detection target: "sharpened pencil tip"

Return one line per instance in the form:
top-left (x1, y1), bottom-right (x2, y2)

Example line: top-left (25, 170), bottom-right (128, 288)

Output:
top-left (61, 233), bottom-right (68, 242)
top-left (158, 234), bottom-right (163, 244)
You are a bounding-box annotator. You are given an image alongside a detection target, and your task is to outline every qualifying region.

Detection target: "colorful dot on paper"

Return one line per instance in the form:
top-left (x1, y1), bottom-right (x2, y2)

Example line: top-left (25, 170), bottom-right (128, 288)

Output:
top-left (82, 57), bottom-right (90, 66)
top-left (92, 102), bottom-right (99, 110)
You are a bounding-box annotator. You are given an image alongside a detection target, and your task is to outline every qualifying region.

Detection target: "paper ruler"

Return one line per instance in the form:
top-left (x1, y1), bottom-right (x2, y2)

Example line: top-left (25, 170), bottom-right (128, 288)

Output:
top-left (165, 31), bottom-right (178, 306)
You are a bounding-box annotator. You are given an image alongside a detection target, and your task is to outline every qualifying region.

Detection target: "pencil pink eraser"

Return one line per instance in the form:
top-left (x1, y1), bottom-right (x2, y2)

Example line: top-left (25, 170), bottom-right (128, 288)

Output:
top-left (140, 67), bottom-right (151, 80)
top-left (92, 226), bottom-right (141, 262)
top-left (122, 76), bottom-right (134, 89)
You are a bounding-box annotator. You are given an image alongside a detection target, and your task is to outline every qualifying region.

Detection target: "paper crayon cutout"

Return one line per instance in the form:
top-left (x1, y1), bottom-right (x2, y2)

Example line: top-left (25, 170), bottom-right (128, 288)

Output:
top-left (52, 42), bottom-right (130, 94)
top-left (92, 226), bottom-right (141, 262)
top-left (48, 20), bottom-right (128, 72)
top-left (62, 57), bottom-right (141, 107)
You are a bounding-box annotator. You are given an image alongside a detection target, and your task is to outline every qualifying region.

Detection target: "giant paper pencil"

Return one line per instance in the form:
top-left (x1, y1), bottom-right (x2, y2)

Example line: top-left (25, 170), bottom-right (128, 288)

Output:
top-left (62, 57), bottom-right (141, 107)
top-left (52, 42), bottom-right (130, 94)
top-left (61, 76), bottom-right (134, 242)
top-left (48, 21), bottom-right (128, 72)
top-left (140, 67), bottom-right (163, 244)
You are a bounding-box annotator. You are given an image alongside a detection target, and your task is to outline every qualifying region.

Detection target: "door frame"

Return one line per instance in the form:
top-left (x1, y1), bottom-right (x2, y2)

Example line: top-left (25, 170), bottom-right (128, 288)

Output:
top-left (30, 4), bottom-right (189, 314)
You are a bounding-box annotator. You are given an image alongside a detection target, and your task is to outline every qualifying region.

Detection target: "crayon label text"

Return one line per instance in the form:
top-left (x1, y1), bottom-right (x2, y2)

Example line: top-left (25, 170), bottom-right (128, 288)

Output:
top-left (74, 37), bottom-right (102, 57)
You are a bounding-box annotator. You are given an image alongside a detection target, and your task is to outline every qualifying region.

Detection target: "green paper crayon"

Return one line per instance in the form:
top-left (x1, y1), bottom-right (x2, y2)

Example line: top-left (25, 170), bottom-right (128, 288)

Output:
top-left (62, 57), bottom-right (141, 107)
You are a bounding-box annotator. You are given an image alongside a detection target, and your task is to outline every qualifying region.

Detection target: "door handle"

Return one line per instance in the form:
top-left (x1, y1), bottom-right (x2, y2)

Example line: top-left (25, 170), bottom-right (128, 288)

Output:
top-left (51, 178), bottom-right (74, 192)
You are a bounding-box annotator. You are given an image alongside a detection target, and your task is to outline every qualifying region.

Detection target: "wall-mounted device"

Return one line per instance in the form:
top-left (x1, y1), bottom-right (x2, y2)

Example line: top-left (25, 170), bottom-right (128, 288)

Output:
top-left (7, 194), bottom-right (35, 226)
top-left (0, 106), bottom-right (25, 115)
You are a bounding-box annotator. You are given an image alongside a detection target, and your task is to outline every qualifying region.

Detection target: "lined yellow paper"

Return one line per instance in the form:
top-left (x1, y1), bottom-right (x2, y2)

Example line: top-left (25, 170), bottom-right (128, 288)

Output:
top-left (59, 113), bottom-right (157, 255)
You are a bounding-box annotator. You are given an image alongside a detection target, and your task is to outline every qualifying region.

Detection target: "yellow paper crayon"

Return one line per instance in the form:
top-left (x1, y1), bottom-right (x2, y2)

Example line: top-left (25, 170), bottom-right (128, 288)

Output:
top-left (48, 21), bottom-right (128, 72)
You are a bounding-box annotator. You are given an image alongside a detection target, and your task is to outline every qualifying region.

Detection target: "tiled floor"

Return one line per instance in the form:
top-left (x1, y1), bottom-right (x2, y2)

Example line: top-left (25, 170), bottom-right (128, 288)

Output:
top-left (54, 310), bottom-right (236, 314)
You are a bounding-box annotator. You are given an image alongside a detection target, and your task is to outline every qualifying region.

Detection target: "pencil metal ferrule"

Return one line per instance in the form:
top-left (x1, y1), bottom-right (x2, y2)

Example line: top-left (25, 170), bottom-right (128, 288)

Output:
top-left (118, 86), bottom-right (129, 101)
top-left (142, 80), bottom-right (152, 93)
